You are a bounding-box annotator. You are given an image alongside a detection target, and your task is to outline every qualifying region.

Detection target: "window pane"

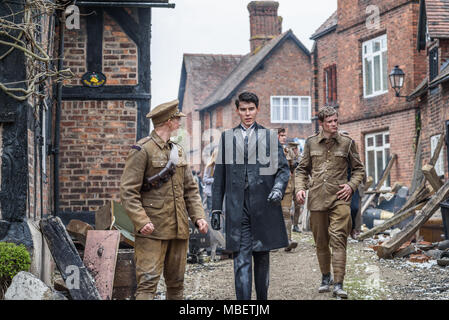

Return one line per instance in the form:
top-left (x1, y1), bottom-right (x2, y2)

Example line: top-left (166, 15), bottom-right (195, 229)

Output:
top-left (365, 58), bottom-right (373, 96)
top-left (373, 40), bottom-right (381, 52)
top-left (382, 51), bottom-right (388, 91)
top-left (272, 98), bottom-right (280, 121)
top-left (384, 133), bottom-right (390, 145)
top-left (300, 97), bottom-right (309, 121)
top-left (375, 134), bottom-right (383, 147)
top-left (367, 150), bottom-right (375, 183)
top-left (385, 148), bottom-right (391, 187)
top-left (292, 98), bottom-right (299, 121)
top-left (376, 150), bottom-right (384, 183)
top-left (367, 136), bottom-right (374, 147)
top-left (374, 55), bottom-right (381, 92)
top-left (283, 98), bottom-right (290, 121)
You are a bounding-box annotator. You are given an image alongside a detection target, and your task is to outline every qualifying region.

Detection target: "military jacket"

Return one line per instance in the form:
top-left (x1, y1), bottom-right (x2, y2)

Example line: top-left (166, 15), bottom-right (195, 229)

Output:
top-left (295, 130), bottom-right (365, 211)
top-left (119, 130), bottom-right (205, 240)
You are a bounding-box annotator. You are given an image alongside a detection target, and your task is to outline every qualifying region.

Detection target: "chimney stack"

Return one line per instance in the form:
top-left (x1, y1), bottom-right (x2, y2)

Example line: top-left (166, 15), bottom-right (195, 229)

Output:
top-left (247, 1), bottom-right (282, 53)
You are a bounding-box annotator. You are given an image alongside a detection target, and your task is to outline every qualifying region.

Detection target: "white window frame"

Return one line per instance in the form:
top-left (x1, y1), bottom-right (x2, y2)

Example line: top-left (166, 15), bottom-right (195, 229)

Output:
top-left (270, 96), bottom-right (311, 124)
top-left (362, 34), bottom-right (388, 98)
top-left (431, 134), bottom-right (445, 177)
top-left (365, 131), bottom-right (391, 188)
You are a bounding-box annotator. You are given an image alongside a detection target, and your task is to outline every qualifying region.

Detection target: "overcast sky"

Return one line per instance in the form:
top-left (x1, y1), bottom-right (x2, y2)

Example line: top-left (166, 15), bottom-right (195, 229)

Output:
top-left (150, 0), bottom-right (337, 108)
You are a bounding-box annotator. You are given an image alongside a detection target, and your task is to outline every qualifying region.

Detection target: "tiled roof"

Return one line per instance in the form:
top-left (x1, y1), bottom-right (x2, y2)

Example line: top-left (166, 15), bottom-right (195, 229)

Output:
top-left (179, 54), bottom-right (242, 109)
top-left (426, 0), bottom-right (449, 38)
top-left (310, 10), bottom-right (338, 40)
top-left (200, 29), bottom-right (310, 111)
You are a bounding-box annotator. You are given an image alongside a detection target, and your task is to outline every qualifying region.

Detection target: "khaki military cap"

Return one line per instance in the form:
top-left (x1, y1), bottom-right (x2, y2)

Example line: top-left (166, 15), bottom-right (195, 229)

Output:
top-left (288, 141), bottom-right (299, 146)
top-left (146, 99), bottom-right (186, 125)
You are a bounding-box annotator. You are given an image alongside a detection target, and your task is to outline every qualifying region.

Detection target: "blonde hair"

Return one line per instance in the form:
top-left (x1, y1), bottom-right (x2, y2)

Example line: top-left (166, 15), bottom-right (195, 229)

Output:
top-left (318, 106), bottom-right (338, 122)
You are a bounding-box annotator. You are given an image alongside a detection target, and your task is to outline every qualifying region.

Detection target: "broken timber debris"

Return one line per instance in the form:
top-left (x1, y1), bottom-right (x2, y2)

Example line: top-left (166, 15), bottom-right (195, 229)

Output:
top-left (40, 216), bottom-right (102, 300)
top-left (66, 219), bottom-right (94, 246)
top-left (376, 179), bottom-right (449, 259)
top-left (361, 154), bottom-right (397, 215)
top-left (95, 201), bottom-right (114, 231)
top-left (83, 230), bottom-right (120, 300)
top-left (422, 164), bottom-right (444, 193)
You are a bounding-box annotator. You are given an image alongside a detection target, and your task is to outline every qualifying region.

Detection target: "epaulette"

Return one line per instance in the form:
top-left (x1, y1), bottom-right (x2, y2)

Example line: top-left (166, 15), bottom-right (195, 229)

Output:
top-left (305, 132), bottom-right (319, 142)
top-left (130, 136), bottom-right (151, 152)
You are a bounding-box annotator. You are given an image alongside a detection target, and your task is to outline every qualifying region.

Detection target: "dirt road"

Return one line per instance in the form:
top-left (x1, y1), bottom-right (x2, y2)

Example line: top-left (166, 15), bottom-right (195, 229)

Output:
top-left (155, 231), bottom-right (449, 300)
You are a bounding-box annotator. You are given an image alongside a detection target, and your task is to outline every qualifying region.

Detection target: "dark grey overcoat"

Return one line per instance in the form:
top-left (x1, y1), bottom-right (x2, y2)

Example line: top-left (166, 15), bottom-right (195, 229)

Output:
top-left (212, 123), bottom-right (290, 252)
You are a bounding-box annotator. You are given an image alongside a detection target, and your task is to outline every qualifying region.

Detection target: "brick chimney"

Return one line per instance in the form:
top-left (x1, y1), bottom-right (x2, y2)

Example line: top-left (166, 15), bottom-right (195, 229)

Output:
top-left (247, 1), bottom-right (282, 53)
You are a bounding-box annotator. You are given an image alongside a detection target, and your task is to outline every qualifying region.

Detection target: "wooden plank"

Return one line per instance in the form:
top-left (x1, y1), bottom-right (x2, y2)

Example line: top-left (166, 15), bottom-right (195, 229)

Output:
top-left (112, 249), bottom-right (137, 300)
top-left (83, 230), bottom-right (121, 300)
top-left (422, 164), bottom-right (443, 192)
top-left (363, 176), bottom-right (374, 192)
top-left (410, 135), bottom-right (423, 195)
top-left (66, 219), bottom-right (94, 246)
top-left (357, 202), bottom-right (426, 240)
top-left (40, 216), bottom-right (102, 300)
top-left (95, 200), bottom-right (114, 230)
top-left (430, 132), bottom-right (445, 166)
top-left (377, 179), bottom-right (449, 259)
top-left (361, 154), bottom-right (397, 214)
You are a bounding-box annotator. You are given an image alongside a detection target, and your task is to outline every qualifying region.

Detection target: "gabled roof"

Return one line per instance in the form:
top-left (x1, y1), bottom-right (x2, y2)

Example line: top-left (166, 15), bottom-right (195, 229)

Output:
top-left (407, 77), bottom-right (428, 101)
top-left (177, 54), bottom-right (242, 111)
top-left (429, 60), bottom-right (449, 88)
top-left (310, 10), bottom-right (338, 40)
top-left (199, 29), bottom-right (311, 111)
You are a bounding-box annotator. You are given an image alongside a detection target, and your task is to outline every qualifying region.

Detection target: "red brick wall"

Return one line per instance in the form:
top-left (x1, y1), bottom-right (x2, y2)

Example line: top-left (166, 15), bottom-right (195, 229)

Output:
top-left (59, 101), bottom-right (137, 212)
top-left (247, 1), bottom-right (282, 52)
top-left (341, 108), bottom-right (417, 187)
top-left (336, 2), bottom-right (426, 123)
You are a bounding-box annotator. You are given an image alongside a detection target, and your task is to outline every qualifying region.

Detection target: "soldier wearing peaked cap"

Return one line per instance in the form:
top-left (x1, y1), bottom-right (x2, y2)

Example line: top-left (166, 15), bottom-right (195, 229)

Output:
top-left (287, 140), bottom-right (303, 233)
top-left (120, 99), bottom-right (208, 300)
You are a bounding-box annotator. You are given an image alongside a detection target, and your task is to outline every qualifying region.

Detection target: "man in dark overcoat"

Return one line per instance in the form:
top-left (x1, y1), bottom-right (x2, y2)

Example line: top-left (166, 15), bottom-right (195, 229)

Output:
top-left (211, 91), bottom-right (290, 300)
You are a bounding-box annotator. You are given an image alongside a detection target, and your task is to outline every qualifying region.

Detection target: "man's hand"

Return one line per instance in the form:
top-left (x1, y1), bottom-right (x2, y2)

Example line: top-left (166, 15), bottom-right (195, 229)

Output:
top-left (211, 210), bottom-right (222, 230)
top-left (296, 190), bottom-right (306, 205)
top-left (337, 184), bottom-right (353, 201)
top-left (139, 222), bottom-right (155, 235)
top-left (196, 218), bottom-right (208, 234)
top-left (267, 189), bottom-right (283, 203)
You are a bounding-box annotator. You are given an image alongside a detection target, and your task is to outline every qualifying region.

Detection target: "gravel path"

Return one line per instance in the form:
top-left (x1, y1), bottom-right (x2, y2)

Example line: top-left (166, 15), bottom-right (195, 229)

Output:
top-left (161, 231), bottom-right (449, 300)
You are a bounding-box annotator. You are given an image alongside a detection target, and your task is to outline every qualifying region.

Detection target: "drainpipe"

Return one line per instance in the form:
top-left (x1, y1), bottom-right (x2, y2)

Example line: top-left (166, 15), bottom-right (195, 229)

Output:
top-left (53, 11), bottom-right (64, 216)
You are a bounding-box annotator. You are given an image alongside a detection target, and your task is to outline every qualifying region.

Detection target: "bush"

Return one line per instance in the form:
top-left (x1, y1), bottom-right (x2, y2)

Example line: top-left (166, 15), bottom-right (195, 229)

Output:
top-left (0, 242), bottom-right (31, 299)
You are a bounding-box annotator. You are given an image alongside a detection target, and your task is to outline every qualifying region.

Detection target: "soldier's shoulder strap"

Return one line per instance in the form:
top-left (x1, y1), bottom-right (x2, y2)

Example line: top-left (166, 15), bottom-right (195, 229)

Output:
top-left (127, 136), bottom-right (152, 156)
top-left (305, 132), bottom-right (319, 143)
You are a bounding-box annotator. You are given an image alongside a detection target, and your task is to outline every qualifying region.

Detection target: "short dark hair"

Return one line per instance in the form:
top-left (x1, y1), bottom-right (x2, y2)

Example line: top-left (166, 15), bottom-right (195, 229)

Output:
top-left (235, 91), bottom-right (259, 109)
top-left (277, 128), bottom-right (286, 134)
top-left (318, 106), bottom-right (338, 122)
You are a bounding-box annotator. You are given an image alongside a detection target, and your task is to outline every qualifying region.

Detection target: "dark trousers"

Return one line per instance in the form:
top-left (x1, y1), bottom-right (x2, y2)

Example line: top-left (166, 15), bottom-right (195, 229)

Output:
top-left (233, 190), bottom-right (270, 300)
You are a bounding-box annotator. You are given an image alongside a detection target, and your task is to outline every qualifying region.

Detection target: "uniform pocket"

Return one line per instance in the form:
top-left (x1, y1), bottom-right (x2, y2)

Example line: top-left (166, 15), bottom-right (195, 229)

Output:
top-left (142, 198), bottom-right (164, 209)
top-left (151, 159), bottom-right (167, 168)
top-left (310, 151), bottom-right (323, 157)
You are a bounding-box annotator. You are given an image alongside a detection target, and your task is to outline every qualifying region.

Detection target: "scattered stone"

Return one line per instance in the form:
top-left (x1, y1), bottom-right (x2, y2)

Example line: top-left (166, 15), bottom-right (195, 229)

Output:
top-left (438, 240), bottom-right (449, 250)
top-left (4, 272), bottom-right (67, 300)
top-left (423, 250), bottom-right (443, 260)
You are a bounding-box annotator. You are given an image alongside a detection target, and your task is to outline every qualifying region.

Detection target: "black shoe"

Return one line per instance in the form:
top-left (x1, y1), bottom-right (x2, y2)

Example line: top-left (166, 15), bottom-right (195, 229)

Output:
top-left (284, 240), bottom-right (298, 252)
top-left (292, 225), bottom-right (301, 233)
top-left (318, 273), bottom-right (333, 293)
top-left (333, 282), bottom-right (348, 299)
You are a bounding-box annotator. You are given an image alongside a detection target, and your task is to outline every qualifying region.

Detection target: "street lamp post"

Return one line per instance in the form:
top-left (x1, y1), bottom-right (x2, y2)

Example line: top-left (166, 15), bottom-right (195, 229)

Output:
top-left (389, 65), bottom-right (407, 98)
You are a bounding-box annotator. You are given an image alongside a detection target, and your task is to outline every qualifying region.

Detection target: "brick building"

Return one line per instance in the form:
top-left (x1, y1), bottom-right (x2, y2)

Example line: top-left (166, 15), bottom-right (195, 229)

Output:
top-left (311, 0), bottom-right (427, 188)
top-left (408, 0), bottom-right (449, 179)
top-left (178, 1), bottom-right (313, 171)
top-left (0, 1), bottom-right (173, 252)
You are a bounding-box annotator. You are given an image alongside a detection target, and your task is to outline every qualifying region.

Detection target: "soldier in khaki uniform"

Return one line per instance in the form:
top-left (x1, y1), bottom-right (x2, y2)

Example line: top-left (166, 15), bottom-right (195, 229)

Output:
top-left (295, 106), bottom-right (365, 298)
top-left (288, 140), bottom-right (302, 233)
top-left (120, 99), bottom-right (208, 300)
top-left (278, 128), bottom-right (298, 252)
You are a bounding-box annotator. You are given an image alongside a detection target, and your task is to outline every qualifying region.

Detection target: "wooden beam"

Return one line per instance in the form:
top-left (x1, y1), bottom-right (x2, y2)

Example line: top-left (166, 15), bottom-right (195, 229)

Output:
top-left (363, 176), bottom-right (374, 192)
top-left (376, 179), bottom-right (449, 259)
top-left (430, 132), bottom-right (446, 166)
top-left (86, 8), bottom-right (104, 72)
top-left (40, 217), bottom-right (102, 300)
top-left (104, 7), bottom-right (140, 45)
top-left (95, 201), bottom-right (113, 230)
top-left (357, 202), bottom-right (425, 240)
top-left (66, 219), bottom-right (94, 246)
top-left (422, 164), bottom-right (443, 192)
top-left (83, 230), bottom-right (120, 300)
top-left (361, 154), bottom-right (397, 214)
